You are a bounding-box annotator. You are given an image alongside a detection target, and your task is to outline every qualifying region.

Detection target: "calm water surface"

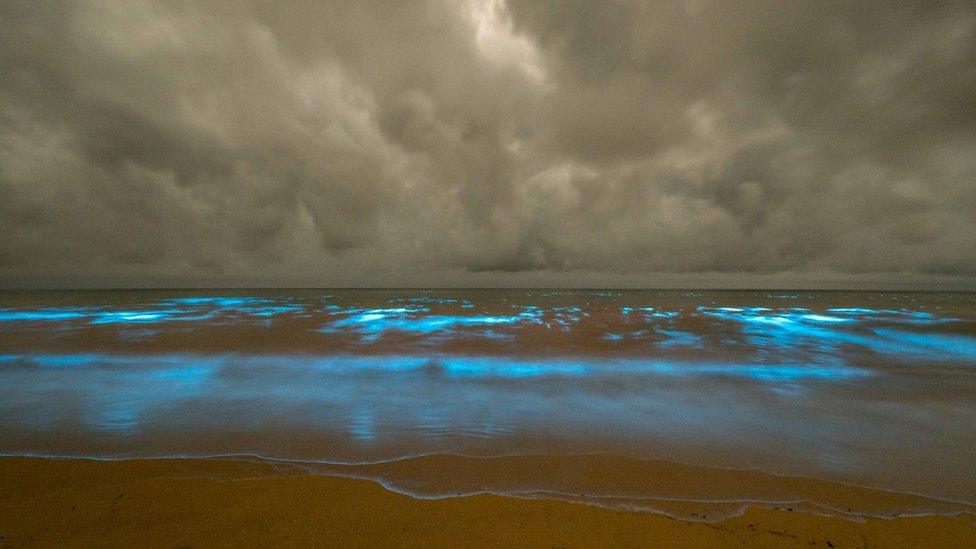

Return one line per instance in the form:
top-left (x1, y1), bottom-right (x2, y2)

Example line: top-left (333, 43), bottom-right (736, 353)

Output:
top-left (1, 289), bottom-right (974, 515)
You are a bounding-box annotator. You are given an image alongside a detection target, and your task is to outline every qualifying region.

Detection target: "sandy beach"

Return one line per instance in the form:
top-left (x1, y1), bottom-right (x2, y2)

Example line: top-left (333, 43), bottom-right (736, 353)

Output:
top-left (1, 456), bottom-right (974, 548)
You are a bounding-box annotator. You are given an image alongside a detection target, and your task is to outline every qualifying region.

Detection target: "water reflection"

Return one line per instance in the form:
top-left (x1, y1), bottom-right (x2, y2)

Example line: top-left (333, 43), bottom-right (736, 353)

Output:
top-left (0, 351), bottom-right (871, 447)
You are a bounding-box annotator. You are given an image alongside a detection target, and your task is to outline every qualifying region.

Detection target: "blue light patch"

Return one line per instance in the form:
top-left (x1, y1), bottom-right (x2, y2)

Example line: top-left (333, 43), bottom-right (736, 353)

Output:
top-left (799, 314), bottom-right (851, 323)
top-left (655, 329), bottom-right (703, 349)
top-left (89, 309), bottom-right (186, 325)
top-left (321, 306), bottom-right (546, 341)
top-left (873, 329), bottom-right (976, 361)
top-left (0, 296), bottom-right (309, 327)
top-left (437, 357), bottom-right (588, 379)
top-left (348, 408), bottom-right (376, 441)
top-left (0, 308), bottom-right (90, 322)
top-left (697, 305), bottom-right (974, 364)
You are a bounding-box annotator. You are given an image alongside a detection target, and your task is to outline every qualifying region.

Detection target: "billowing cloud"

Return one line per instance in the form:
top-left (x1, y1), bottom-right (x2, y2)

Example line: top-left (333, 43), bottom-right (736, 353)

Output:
top-left (1, 0), bottom-right (974, 288)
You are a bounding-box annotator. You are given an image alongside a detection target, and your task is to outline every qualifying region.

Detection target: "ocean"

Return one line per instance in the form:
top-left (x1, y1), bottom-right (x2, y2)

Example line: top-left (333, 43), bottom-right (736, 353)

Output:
top-left (1, 289), bottom-right (974, 519)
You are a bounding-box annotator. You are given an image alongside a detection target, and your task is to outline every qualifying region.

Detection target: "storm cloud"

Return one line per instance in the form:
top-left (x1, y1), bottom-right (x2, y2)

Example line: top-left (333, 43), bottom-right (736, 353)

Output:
top-left (1, 0), bottom-right (974, 288)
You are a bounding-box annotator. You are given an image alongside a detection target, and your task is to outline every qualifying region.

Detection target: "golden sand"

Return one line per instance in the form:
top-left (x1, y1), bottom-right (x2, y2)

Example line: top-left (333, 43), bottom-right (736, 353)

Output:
top-left (1, 457), bottom-right (974, 547)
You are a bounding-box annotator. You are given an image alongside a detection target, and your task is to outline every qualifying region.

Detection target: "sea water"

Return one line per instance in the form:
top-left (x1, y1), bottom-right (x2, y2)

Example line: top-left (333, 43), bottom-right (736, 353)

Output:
top-left (1, 289), bottom-right (974, 518)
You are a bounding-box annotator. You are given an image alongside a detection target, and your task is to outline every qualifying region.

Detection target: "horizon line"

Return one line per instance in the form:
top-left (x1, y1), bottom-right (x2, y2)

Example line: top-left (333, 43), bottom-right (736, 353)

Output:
top-left (1, 287), bottom-right (973, 293)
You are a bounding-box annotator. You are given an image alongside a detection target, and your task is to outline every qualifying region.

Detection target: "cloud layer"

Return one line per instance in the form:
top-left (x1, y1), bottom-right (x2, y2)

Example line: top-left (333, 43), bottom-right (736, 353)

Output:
top-left (1, 0), bottom-right (974, 288)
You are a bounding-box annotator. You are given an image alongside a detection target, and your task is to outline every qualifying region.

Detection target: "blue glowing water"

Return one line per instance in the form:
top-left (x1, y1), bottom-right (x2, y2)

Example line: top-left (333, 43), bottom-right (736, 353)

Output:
top-left (0, 289), bottom-right (975, 508)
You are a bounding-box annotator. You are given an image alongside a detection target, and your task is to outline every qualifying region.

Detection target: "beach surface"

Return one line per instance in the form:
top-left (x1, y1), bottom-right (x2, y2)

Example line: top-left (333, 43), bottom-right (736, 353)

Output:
top-left (2, 456), bottom-right (974, 548)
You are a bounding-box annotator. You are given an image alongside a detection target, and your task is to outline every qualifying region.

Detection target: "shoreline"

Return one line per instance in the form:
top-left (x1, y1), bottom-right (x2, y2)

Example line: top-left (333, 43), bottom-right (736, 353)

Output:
top-left (5, 451), bottom-right (973, 521)
top-left (2, 456), bottom-right (974, 547)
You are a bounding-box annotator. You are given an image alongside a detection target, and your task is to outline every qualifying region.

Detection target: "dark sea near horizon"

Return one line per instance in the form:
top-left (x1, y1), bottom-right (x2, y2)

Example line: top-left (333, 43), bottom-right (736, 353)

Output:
top-left (1, 289), bottom-right (975, 520)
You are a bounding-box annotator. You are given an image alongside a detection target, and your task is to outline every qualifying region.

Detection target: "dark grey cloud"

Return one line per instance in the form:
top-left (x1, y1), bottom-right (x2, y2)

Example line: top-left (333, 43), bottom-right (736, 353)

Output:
top-left (0, 0), bottom-right (974, 288)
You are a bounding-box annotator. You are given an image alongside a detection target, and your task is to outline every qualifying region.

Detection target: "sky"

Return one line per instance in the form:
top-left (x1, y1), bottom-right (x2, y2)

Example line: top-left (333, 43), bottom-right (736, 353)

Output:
top-left (1, 1), bottom-right (974, 289)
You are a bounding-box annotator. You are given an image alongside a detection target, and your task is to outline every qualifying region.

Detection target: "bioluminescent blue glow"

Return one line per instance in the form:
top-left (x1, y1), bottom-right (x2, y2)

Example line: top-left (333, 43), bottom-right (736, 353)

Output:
top-left (655, 329), bottom-right (704, 349)
top-left (0, 352), bottom-right (869, 382)
top-left (89, 308), bottom-right (195, 325)
top-left (0, 308), bottom-right (90, 322)
top-left (1, 289), bottom-right (975, 510)
top-left (320, 305), bottom-right (550, 342)
top-left (0, 296), bottom-right (305, 326)
top-left (2, 293), bottom-right (973, 364)
top-left (693, 305), bottom-right (976, 364)
top-left (0, 351), bottom-right (871, 443)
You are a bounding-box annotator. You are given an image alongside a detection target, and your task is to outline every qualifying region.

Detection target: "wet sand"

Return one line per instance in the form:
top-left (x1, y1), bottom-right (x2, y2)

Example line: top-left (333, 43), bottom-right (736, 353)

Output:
top-left (2, 456), bottom-right (974, 547)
